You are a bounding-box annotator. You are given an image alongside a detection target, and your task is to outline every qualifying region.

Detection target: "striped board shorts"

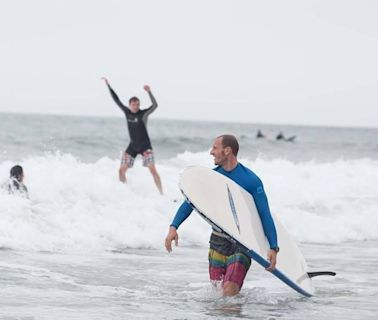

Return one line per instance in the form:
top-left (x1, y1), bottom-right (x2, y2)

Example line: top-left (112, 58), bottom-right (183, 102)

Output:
top-left (121, 149), bottom-right (155, 168)
top-left (208, 248), bottom-right (251, 289)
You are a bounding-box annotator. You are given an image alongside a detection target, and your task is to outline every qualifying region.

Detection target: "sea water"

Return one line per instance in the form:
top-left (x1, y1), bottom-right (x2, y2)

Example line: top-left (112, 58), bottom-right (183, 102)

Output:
top-left (0, 112), bottom-right (377, 319)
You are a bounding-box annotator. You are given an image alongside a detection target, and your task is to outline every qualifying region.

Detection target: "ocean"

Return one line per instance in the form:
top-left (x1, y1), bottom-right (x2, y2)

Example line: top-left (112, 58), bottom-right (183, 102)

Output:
top-left (0, 112), bottom-right (377, 319)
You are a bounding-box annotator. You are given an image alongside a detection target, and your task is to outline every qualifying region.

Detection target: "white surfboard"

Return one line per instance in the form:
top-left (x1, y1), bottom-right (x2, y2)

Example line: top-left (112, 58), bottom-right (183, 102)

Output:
top-left (179, 166), bottom-right (315, 297)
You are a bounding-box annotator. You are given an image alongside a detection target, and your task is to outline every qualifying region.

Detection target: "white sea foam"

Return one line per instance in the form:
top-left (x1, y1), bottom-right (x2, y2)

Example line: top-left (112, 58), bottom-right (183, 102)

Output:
top-left (0, 152), bottom-right (377, 253)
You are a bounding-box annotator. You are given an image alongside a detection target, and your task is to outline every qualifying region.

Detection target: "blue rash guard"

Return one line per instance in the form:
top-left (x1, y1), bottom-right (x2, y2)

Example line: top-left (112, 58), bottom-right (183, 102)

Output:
top-left (170, 163), bottom-right (278, 249)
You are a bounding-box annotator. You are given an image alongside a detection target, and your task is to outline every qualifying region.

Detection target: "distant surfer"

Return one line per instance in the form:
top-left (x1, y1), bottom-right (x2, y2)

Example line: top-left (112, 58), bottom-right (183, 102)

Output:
top-left (4, 165), bottom-right (29, 198)
top-left (256, 129), bottom-right (265, 138)
top-left (276, 131), bottom-right (296, 142)
top-left (102, 77), bottom-right (163, 195)
top-left (165, 135), bottom-right (279, 296)
top-left (276, 131), bottom-right (284, 140)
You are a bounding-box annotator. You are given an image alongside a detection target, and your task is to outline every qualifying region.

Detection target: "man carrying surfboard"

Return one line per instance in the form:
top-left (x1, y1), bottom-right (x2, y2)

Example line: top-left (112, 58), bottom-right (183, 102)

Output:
top-left (165, 135), bottom-right (279, 296)
top-left (102, 77), bottom-right (163, 195)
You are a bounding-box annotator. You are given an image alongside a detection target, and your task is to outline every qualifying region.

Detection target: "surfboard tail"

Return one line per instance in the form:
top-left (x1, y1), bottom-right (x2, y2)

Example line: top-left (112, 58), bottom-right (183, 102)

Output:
top-left (244, 249), bottom-right (314, 297)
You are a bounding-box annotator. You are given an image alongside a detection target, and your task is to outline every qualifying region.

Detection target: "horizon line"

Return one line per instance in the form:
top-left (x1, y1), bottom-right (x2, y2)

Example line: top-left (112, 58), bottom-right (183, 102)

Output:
top-left (1, 110), bottom-right (377, 131)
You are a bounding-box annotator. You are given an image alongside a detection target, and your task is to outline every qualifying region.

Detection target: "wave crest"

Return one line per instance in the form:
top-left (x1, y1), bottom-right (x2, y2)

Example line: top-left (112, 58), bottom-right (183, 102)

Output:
top-left (1, 152), bottom-right (377, 252)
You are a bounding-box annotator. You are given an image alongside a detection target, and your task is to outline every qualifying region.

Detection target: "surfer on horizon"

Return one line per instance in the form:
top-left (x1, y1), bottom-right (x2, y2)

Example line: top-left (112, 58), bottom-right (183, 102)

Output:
top-left (165, 135), bottom-right (279, 296)
top-left (256, 129), bottom-right (265, 138)
top-left (276, 131), bottom-right (296, 142)
top-left (101, 77), bottom-right (163, 195)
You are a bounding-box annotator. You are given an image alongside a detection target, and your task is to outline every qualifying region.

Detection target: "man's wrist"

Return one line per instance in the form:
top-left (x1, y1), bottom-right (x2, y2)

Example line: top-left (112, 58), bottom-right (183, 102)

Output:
top-left (271, 247), bottom-right (279, 253)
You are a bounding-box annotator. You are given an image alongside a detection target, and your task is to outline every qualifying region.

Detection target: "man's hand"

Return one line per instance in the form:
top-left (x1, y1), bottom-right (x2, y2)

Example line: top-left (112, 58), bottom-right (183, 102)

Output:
top-left (143, 85), bottom-right (151, 92)
top-left (165, 226), bottom-right (179, 252)
top-left (101, 77), bottom-right (109, 85)
top-left (266, 249), bottom-right (278, 271)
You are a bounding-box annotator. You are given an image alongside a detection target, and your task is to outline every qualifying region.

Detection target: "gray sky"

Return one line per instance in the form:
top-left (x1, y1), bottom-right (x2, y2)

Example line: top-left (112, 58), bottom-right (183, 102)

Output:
top-left (0, 0), bottom-right (377, 127)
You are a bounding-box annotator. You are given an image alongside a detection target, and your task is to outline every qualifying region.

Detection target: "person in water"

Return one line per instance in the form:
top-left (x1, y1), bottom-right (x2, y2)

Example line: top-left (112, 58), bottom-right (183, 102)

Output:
top-left (276, 131), bottom-right (284, 140)
top-left (165, 135), bottom-right (279, 296)
top-left (256, 129), bottom-right (265, 138)
top-left (7, 165), bottom-right (29, 198)
top-left (102, 77), bottom-right (163, 195)
top-left (276, 131), bottom-right (296, 142)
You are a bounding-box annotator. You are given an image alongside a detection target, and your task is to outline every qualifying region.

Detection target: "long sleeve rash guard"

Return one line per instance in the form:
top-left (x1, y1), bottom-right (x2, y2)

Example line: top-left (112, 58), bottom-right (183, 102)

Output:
top-left (106, 83), bottom-right (158, 148)
top-left (170, 163), bottom-right (278, 249)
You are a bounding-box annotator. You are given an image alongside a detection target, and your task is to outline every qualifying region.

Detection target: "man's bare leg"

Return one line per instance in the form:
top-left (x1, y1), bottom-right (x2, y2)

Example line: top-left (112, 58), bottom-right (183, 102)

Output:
top-left (222, 281), bottom-right (240, 297)
top-left (119, 164), bottom-right (129, 183)
top-left (147, 164), bottom-right (163, 195)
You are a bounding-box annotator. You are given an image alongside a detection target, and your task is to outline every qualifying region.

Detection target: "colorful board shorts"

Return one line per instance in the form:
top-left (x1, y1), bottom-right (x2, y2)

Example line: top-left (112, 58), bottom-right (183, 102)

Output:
top-left (208, 249), bottom-right (251, 289)
top-left (121, 145), bottom-right (155, 168)
top-left (208, 232), bottom-right (251, 289)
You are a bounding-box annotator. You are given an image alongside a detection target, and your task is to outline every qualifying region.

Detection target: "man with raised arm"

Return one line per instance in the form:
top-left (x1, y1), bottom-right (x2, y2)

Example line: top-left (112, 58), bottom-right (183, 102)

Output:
top-left (102, 77), bottom-right (163, 194)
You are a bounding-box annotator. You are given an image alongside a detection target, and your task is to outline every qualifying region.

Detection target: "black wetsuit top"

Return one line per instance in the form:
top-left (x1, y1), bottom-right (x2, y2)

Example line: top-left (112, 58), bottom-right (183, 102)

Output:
top-left (106, 84), bottom-right (158, 154)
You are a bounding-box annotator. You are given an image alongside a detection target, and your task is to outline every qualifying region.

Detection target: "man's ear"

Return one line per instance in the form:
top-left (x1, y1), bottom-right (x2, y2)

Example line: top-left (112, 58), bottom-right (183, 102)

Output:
top-left (225, 146), bottom-right (231, 155)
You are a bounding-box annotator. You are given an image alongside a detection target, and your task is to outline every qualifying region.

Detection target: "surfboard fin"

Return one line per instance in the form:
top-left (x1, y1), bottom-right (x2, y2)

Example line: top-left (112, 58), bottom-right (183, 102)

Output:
top-left (307, 271), bottom-right (336, 278)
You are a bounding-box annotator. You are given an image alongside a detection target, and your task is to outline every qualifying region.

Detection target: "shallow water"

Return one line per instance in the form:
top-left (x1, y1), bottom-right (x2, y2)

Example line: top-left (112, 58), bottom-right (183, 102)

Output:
top-left (1, 241), bottom-right (377, 319)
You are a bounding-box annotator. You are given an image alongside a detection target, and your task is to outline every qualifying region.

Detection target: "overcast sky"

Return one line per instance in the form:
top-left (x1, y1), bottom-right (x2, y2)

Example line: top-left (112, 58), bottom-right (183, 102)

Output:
top-left (0, 0), bottom-right (377, 127)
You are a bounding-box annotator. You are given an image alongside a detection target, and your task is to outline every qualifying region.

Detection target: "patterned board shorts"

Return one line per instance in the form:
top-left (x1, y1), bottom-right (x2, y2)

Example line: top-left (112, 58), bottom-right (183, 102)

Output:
top-left (208, 248), bottom-right (251, 289)
top-left (121, 149), bottom-right (155, 168)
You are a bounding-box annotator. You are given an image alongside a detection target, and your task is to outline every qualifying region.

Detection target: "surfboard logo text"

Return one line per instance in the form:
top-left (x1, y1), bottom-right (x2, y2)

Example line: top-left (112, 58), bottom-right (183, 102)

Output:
top-left (226, 185), bottom-right (240, 233)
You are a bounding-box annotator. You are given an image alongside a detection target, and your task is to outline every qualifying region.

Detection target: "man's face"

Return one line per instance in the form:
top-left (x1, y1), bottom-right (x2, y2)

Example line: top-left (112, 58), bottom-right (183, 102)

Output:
top-left (129, 100), bottom-right (140, 113)
top-left (210, 137), bottom-right (227, 166)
